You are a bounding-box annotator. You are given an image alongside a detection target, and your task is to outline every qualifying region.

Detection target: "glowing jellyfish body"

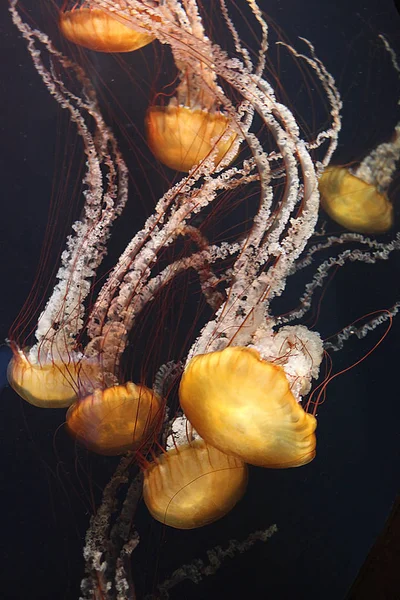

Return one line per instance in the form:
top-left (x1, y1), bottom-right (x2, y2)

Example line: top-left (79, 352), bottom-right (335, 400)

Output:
top-left (143, 439), bottom-right (248, 529)
top-left (319, 166), bottom-right (394, 234)
top-left (66, 382), bottom-right (161, 455)
top-left (146, 105), bottom-right (237, 172)
top-left (179, 347), bottom-right (317, 468)
top-left (7, 350), bottom-right (98, 408)
top-left (59, 8), bottom-right (154, 53)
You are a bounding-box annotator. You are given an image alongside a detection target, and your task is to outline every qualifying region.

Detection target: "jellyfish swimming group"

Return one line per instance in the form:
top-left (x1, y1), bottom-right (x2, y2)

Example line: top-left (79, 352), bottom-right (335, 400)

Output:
top-left (6, 0), bottom-right (399, 597)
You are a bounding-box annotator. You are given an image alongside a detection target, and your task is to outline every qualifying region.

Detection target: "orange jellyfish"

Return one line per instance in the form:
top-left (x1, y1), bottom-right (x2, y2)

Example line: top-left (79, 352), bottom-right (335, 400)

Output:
top-left (66, 382), bottom-right (161, 455)
top-left (7, 348), bottom-right (101, 408)
top-left (179, 346), bottom-right (317, 469)
top-left (146, 104), bottom-right (238, 173)
top-left (319, 117), bottom-right (399, 233)
top-left (7, 1), bottom-right (131, 408)
top-left (143, 439), bottom-right (248, 529)
top-left (319, 166), bottom-right (394, 234)
top-left (59, 3), bottom-right (154, 53)
top-left (144, 4), bottom-right (238, 171)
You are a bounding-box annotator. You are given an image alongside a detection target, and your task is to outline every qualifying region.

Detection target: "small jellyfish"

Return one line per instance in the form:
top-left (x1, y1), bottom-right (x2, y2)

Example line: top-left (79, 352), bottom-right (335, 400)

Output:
top-left (7, 349), bottom-right (99, 408)
top-left (179, 347), bottom-right (317, 468)
top-left (59, 6), bottom-right (154, 53)
top-left (146, 105), bottom-right (237, 173)
top-left (319, 166), bottom-right (394, 234)
top-left (319, 123), bottom-right (399, 234)
top-left (145, 4), bottom-right (237, 172)
top-left (66, 382), bottom-right (161, 455)
top-left (143, 439), bottom-right (248, 529)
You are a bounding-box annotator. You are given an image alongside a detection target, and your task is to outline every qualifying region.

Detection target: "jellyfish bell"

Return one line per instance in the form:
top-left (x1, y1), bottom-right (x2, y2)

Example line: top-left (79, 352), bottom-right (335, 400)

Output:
top-left (146, 102), bottom-right (238, 173)
top-left (319, 166), bottom-right (394, 234)
top-left (179, 345), bottom-right (317, 469)
top-left (8, 351), bottom-right (77, 408)
top-left (66, 381), bottom-right (161, 455)
top-left (143, 439), bottom-right (248, 529)
top-left (7, 347), bottom-right (101, 408)
top-left (59, 5), bottom-right (155, 53)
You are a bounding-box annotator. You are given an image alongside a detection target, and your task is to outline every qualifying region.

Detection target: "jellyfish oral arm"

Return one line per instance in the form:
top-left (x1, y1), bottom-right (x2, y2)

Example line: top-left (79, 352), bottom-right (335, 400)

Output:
top-left (84, 162), bottom-right (257, 377)
top-left (10, 1), bottom-right (128, 361)
top-left (278, 38), bottom-right (342, 172)
top-left (352, 123), bottom-right (400, 193)
top-left (279, 232), bottom-right (400, 326)
top-left (353, 36), bottom-right (400, 193)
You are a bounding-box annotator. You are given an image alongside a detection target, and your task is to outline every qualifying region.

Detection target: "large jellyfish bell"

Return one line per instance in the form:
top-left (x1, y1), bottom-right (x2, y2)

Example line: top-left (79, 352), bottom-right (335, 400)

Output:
top-left (180, 326), bottom-right (322, 469)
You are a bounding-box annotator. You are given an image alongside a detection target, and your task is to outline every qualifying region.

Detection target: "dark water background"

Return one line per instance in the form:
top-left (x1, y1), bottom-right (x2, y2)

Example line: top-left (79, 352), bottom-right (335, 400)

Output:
top-left (0, 1), bottom-right (399, 599)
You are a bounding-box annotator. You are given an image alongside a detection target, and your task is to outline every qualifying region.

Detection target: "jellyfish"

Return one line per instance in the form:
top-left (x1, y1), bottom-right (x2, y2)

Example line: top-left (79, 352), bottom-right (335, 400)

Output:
top-left (143, 1), bottom-right (241, 172)
top-left (143, 439), bottom-right (248, 529)
top-left (179, 343), bottom-right (318, 469)
top-left (59, 2), bottom-right (155, 53)
top-left (7, 5), bottom-right (129, 406)
top-left (66, 382), bottom-right (161, 455)
top-left (7, 0), bottom-right (400, 598)
top-left (318, 128), bottom-right (398, 233)
top-left (318, 37), bottom-right (399, 234)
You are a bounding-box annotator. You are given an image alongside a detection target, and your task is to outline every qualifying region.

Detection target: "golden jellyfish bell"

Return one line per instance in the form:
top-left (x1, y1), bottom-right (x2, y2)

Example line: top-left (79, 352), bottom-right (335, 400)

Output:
top-left (319, 166), bottom-right (394, 234)
top-left (66, 382), bottom-right (161, 455)
top-left (7, 350), bottom-right (98, 408)
top-left (143, 439), bottom-right (248, 529)
top-left (179, 347), bottom-right (317, 469)
top-left (145, 105), bottom-right (237, 172)
top-left (59, 7), bottom-right (154, 53)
